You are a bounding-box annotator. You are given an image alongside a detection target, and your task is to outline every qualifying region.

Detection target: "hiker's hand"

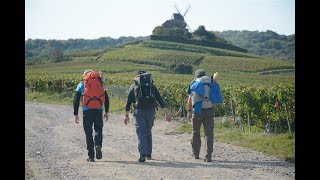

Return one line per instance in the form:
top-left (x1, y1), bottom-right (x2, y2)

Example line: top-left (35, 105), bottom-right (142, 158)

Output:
top-left (187, 111), bottom-right (192, 121)
top-left (165, 113), bottom-right (172, 122)
top-left (124, 115), bottom-right (129, 125)
top-left (104, 113), bottom-right (109, 122)
top-left (213, 72), bottom-right (219, 80)
top-left (74, 115), bottom-right (79, 124)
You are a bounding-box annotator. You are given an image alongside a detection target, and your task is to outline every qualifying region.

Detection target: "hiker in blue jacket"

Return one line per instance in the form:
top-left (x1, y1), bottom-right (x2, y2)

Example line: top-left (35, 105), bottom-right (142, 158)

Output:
top-left (186, 69), bottom-right (220, 162)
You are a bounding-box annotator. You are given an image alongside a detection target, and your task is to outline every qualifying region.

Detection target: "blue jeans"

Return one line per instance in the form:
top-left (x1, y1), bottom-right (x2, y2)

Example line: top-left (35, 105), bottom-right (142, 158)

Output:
top-left (134, 107), bottom-right (155, 157)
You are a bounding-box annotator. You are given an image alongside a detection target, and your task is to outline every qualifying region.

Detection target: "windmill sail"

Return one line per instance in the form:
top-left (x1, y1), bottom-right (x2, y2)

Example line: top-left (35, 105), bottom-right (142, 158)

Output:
top-left (161, 4), bottom-right (192, 31)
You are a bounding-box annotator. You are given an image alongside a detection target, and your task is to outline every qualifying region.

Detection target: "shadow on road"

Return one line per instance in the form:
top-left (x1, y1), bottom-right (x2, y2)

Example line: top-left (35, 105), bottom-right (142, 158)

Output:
top-left (95, 158), bottom-right (292, 169)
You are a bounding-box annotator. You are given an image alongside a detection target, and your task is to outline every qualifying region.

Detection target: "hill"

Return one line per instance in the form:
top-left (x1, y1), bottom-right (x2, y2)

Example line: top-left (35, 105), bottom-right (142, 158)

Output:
top-left (213, 30), bottom-right (295, 61)
top-left (25, 39), bottom-right (295, 86)
top-left (25, 30), bottom-right (294, 63)
top-left (25, 39), bottom-right (295, 167)
top-left (25, 36), bottom-right (148, 61)
top-left (25, 39), bottom-right (295, 135)
top-left (150, 25), bottom-right (247, 53)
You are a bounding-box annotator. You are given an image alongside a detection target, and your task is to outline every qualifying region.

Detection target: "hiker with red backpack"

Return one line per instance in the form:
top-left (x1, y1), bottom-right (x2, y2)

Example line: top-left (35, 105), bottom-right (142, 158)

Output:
top-left (73, 69), bottom-right (110, 162)
top-left (124, 70), bottom-right (172, 162)
top-left (186, 69), bottom-right (222, 162)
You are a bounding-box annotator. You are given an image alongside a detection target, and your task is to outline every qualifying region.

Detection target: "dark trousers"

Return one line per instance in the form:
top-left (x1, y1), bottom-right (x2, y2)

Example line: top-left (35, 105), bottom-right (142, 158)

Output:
top-left (134, 108), bottom-right (155, 157)
top-left (191, 108), bottom-right (214, 158)
top-left (83, 109), bottom-right (103, 158)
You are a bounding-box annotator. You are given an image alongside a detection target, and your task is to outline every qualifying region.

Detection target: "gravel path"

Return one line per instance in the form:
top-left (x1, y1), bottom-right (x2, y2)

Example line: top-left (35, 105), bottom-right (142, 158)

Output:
top-left (25, 101), bottom-right (295, 179)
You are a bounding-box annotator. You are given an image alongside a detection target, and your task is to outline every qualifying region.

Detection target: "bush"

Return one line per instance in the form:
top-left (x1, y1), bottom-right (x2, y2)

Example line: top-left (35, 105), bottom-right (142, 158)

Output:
top-left (169, 63), bottom-right (193, 74)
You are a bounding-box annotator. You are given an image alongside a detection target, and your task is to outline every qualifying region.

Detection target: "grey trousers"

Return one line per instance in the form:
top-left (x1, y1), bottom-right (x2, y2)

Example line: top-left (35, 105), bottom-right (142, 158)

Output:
top-left (191, 108), bottom-right (214, 158)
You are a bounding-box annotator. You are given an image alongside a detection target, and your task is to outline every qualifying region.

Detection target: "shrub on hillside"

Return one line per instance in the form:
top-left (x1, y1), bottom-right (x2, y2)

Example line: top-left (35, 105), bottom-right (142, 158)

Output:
top-left (169, 63), bottom-right (192, 74)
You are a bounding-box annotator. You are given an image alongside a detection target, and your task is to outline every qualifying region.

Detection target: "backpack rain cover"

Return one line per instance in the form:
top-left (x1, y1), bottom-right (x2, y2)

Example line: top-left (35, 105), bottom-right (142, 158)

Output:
top-left (82, 71), bottom-right (105, 108)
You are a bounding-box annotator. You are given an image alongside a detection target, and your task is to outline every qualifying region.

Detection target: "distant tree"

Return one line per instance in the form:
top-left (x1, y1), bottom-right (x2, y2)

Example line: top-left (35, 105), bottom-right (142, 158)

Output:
top-left (169, 63), bottom-right (193, 74)
top-left (193, 25), bottom-right (216, 41)
top-left (25, 51), bottom-right (33, 59)
top-left (193, 25), bottom-right (207, 36)
top-left (152, 26), bottom-right (166, 36)
top-left (270, 39), bottom-right (282, 49)
top-left (49, 48), bottom-right (64, 63)
top-left (214, 30), bottom-right (295, 61)
top-left (25, 36), bottom-right (146, 62)
top-left (184, 31), bottom-right (192, 38)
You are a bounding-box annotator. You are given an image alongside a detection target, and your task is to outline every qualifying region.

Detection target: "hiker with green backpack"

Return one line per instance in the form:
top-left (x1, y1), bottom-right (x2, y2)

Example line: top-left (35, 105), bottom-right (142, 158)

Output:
top-left (124, 70), bottom-right (172, 162)
top-left (73, 69), bottom-right (110, 162)
top-left (186, 69), bottom-right (222, 162)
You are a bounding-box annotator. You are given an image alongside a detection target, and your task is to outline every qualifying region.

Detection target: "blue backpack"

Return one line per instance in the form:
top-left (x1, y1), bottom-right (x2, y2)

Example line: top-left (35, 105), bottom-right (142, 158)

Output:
top-left (211, 80), bottom-right (222, 103)
top-left (190, 76), bottom-right (222, 113)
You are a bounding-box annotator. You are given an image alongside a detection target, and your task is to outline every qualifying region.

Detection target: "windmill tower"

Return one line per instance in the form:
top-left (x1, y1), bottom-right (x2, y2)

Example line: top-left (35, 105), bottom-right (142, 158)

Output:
top-left (173, 4), bottom-right (192, 31)
top-left (161, 4), bottom-right (192, 31)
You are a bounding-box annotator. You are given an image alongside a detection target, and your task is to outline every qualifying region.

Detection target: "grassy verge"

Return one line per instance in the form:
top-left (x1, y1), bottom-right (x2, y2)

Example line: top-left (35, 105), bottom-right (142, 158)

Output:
top-left (176, 118), bottom-right (295, 164)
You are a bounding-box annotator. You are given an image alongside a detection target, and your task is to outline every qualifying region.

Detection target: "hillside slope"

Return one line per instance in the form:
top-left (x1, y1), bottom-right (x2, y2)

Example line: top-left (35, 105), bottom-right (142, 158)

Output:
top-left (214, 30), bottom-right (295, 61)
top-left (25, 30), bottom-right (294, 62)
top-left (25, 39), bottom-right (295, 88)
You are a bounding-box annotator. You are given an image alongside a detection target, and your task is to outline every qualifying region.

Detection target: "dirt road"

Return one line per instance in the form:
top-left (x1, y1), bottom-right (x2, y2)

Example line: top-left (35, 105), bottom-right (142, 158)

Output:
top-left (25, 101), bottom-right (295, 179)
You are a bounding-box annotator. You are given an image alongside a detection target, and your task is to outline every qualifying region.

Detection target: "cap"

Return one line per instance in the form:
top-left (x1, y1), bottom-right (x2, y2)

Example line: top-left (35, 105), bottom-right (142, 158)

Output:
top-left (137, 70), bottom-right (146, 75)
top-left (195, 69), bottom-right (206, 78)
top-left (83, 69), bottom-right (93, 76)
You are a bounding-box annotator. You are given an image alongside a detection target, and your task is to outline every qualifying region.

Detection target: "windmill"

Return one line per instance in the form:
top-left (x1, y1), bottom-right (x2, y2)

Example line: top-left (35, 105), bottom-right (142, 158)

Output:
top-left (173, 4), bottom-right (192, 31)
top-left (161, 4), bottom-right (192, 32)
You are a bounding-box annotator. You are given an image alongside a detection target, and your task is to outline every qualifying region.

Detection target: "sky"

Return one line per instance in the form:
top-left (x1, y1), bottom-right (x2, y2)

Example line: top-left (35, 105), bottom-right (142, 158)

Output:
top-left (25, 0), bottom-right (295, 40)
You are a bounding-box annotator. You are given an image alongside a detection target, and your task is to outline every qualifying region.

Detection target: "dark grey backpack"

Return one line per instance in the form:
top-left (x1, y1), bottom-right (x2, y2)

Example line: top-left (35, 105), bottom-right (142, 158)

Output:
top-left (133, 73), bottom-right (155, 107)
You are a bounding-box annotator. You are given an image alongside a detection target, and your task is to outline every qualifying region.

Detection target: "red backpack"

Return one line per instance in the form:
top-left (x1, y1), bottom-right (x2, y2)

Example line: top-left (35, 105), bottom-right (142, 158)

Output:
top-left (82, 71), bottom-right (105, 108)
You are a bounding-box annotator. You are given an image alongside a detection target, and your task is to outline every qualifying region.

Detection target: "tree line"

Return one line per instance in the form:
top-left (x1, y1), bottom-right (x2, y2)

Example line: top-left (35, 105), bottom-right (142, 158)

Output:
top-left (214, 30), bottom-right (295, 61)
top-left (25, 29), bottom-right (294, 62)
top-left (25, 36), bottom-right (147, 61)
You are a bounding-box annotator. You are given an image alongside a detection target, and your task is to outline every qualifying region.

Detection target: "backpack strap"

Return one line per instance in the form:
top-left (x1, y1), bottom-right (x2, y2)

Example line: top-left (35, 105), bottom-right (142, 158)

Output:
top-left (84, 94), bottom-right (104, 106)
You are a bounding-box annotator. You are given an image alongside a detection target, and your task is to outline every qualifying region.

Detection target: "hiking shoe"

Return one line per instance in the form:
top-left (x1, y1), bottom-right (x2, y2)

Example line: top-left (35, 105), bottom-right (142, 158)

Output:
top-left (95, 145), bottom-right (102, 159)
top-left (204, 158), bottom-right (212, 162)
top-left (192, 154), bottom-right (199, 159)
top-left (146, 155), bottom-right (152, 160)
top-left (139, 155), bottom-right (146, 162)
top-left (87, 157), bottom-right (95, 162)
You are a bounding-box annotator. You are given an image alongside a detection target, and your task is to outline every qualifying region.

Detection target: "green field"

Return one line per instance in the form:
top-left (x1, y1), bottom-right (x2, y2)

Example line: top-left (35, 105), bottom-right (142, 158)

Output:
top-left (25, 39), bottom-right (295, 163)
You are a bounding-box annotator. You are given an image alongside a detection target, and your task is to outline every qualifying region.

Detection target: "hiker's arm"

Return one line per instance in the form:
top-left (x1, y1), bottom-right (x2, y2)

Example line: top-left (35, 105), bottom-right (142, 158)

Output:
top-left (186, 95), bottom-right (192, 121)
top-left (154, 86), bottom-right (171, 121)
top-left (124, 86), bottom-right (134, 125)
top-left (154, 86), bottom-right (167, 109)
top-left (104, 90), bottom-right (110, 113)
top-left (125, 85), bottom-right (134, 113)
top-left (73, 82), bottom-right (84, 116)
top-left (186, 83), bottom-right (193, 121)
top-left (213, 72), bottom-right (219, 80)
top-left (187, 95), bottom-right (192, 111)
top-left (73, 82), bottom-right (83, 124)
top-left (73, 90), bottom-right (81, 124)
top-left (103, 90), bottom-right (110, 121)
top-left (73, 91), bottom-right (81, 116)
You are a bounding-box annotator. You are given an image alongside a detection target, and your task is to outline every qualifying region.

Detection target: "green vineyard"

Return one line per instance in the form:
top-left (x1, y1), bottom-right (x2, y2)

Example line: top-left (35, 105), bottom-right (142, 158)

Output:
top-left (25, 39), bottom-right (295, 133)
